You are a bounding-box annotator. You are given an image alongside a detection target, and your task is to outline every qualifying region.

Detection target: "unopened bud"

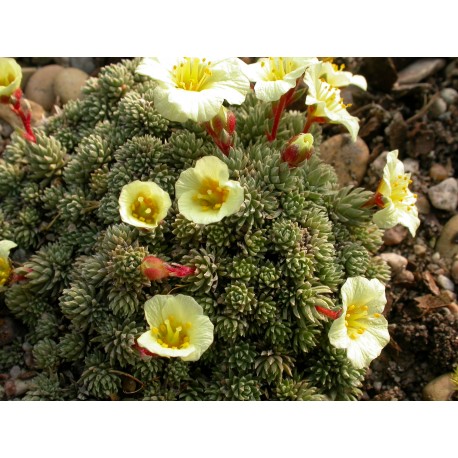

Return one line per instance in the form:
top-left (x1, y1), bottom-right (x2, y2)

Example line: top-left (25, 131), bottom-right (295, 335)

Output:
top-left (210, 106), bottom-right (236, 135)
top-left (281, 133), bottom-right (314, 167)
top-left (141, 256), bottom-right (195, 281)
top-left (141, 256), bottom-right (171, 281)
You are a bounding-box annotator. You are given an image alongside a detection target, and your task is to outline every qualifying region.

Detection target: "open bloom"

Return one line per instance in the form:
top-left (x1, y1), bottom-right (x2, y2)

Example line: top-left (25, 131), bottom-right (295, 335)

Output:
top-left (119, 180), bottom-right (171, 230)
top-left (318, 61), bottom-right (367, 90)
top-left (136, 57), bottom-right (250, 123)
top-left (137, 294), bottom-right (214, 361)
top-left (373, 150), bottom-right (420, 237)
top-left (304, 62), bottom-right (360, 141)
top-left (0, 240), bottom-right (17, 287)
top-left (329, 276), bottom-right (389, 369)
top-left (0, 58), bottom-right (22, 98)
top-left (243, 57), bottom-right (318, 102)
top-left (175, 156), bottom-right (244, 225)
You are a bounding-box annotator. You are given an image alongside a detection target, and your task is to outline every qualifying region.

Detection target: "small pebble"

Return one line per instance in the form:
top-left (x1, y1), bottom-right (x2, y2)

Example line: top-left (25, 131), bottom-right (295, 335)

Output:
top-left (25, 64), bottom-right (64, 111)
top-left (416, 193), bottom-right (431, 214)
top-left (428, 178), bottom-right (458, 212)
top-left (423, 373), bottom-right (456, 401)
top-left (395, 269), bottom-right (415, 283)
top-left (397, 58), bottom-right (446, 84)
top-left (432, 252), bottom-right (441, 262)
top-left (53, 68), bottom-right (89, 104)
top-left (414, 244), bottom-right (427, 256)
top-left (435, 215), bottom-right (458, 259)
top-left (383, 225), bottom-right (409, 246)
top-left (429, 97), bottom-right (447, 118)
top-left (9, 365), bottom-right (21, 379)
top-left (380, 252), bottom-right (408, 275)
top-left (451, 260), bottom-right (458, 284)
top-left (429, 163), bottom-right (449, 182)
top-left (437, 274), bottom-right (455, 291)
top-left (403, 158), bottom-right (419, 175)
top-left (374, 381), bottom-right (382, 391)
top-left (440, 88), bottom-right (458, 105)
top-left (319, 134), bottom-right (370, 186)
top-left (4, 379), bottom-right (31, 397)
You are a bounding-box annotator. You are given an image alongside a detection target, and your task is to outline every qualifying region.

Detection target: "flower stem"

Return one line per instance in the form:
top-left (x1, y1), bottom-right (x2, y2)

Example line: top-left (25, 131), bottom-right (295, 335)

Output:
top-left (9, 89), bottom-right (36, 143)
top-left (302, 106), bottom-right (327, 134)
top-left (203, 122), bottom-right (231, 156)
top-left (362, 191), bottom-right (385, 209)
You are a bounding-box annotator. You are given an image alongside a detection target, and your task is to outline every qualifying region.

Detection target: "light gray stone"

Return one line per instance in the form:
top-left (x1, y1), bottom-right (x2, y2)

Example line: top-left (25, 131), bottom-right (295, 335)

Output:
top-left (428, 178), bottom-right (458, 211)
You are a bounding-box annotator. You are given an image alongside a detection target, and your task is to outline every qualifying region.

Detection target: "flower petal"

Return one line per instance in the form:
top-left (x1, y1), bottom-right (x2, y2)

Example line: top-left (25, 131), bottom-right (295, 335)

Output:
top-left (0, 240), bottom-right (17, 259)
top-left (137, 330), bottom-right (195, 358)
top-left (194, 155), bottom-right (230, 182)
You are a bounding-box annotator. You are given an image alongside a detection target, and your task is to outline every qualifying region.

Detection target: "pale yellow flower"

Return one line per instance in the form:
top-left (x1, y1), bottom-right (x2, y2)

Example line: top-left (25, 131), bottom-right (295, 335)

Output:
top-left (319, 61), bottom-right (367, 90)
top-left (119, 180), bottom-right (172, 230)
top-left (304, 62), bottom-right (360, 141)
top-left (243, 57), bottom-right (318, 102)
top-left (136, 57), bottom-right (250, 123)
top-left (175, 156), bottom-right (244, 225)
top-left (0, 58), bottom-right (22, 98)
top-left (0, 240), bottom-right (17, 287)
top-left (373, 150), bottom-right (420, 237)
top-left (137, 294), bottom-right (214, 361)
top-left (329, 276), bottom-right (389, 369)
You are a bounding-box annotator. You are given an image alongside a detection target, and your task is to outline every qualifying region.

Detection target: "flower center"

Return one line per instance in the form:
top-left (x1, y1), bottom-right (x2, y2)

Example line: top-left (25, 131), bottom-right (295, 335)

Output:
top-left (317, 79), bottom-right (349, 111)
top-left (193, 178), bottom-right (229, 211)
top-left (131, 193), bottom-right (159, 224)
top-left (261, 57), bottom-right (298, 81)
top-left (152, 315), bottom-right (192, 349)
top-left (345, 304), bottom-right (382, 340)
top-left (390, 174), bottom-right (417, 210)
top-left (0, 258), bottom-right (11, 286)
top-left (172, 57), bottom-right (213, 92)
top-left (0, 73), bottom-right (15, 86)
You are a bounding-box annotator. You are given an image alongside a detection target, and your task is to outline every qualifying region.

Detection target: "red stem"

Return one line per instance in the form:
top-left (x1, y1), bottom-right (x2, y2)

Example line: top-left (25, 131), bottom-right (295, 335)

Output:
top-left (10, 89), bottom-right (36, 143)
top-left (204, 122), bottom-right (230, 156)
top-left (267, 92), bottom-right (287, 142)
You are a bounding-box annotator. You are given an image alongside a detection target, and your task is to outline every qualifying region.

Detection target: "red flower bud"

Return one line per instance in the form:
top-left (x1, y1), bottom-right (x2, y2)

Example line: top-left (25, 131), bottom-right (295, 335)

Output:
top-left (315, 305), bottom-right (342, 320)
top-left (281, 133), bottom-right (314, 168)
top-left (141, 256), bottom-right (195, 281)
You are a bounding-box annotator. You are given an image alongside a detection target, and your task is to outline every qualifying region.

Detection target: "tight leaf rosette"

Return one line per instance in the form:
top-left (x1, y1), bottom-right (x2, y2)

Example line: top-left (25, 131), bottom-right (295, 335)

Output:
top-left (175, 156), bottom-right (244, 225)
top-left (136, 57), bottom-right (250, 123)
top-left (137, 294), bottom-right (214, 361)
top-left (304, 61), bottom-right (359, 141)
top-left (328, 276), bottom-right (389, 369)
top-left (119, 180), bottom-right (172, 230)
top-left (373, 150), bottom-right (420, 237)
top-left (0, 58), bottom-right (22, 98)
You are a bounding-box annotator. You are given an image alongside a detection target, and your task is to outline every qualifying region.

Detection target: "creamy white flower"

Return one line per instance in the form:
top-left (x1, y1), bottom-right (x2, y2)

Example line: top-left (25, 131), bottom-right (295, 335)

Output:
top-left (243, 57), bottom-right (318, 102)
top-left (0, 239), bottom-right (17, 287)
top-left (304, 62), bottom-right (360, 141)
top-left (329, 276), bottom-right (390, 369)
top-left (319, 61), bottom-right (367, 90)
top-left (175, 156), bottom-right (244, 225)
top-left (136, 57), bottom-right (250, 123)
top-left (119, 180), bottom-right (171, 230)
top-left (0, 58), bottom-right (22, 98)
top-left (373, 150), bottom-right (420, 237)
top-left (137, 294), bottom-right (214, 362)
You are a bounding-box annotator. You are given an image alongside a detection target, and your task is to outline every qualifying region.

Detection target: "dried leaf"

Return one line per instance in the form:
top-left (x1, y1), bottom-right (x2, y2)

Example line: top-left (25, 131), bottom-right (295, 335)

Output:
top-left (414, 292), bottom-right (452, 313)
top-left (422, 271), bottom-right (440, 296)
